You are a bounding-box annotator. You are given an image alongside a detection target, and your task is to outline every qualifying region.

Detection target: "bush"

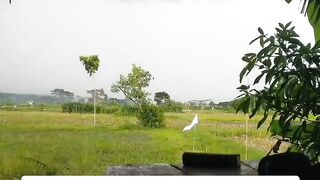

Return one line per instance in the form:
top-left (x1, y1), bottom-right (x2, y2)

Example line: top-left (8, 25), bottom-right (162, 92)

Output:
top-left (62, 102), bottom-right (139, 115)
top-left (137, 104), bottom-right (165, 128)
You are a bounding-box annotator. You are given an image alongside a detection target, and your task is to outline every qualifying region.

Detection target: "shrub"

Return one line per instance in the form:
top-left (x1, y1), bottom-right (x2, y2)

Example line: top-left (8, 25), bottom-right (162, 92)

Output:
top-left (137, 104), bottom-right (165, 128)
top-left (62, 102), bottom-right (138, 115)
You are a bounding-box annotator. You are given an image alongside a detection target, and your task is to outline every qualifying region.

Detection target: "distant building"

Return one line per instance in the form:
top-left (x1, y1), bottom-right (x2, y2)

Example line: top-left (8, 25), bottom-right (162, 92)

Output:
top-left (27, 100), bottom-right (34, 106)
top-left (185, 99), bottom-right (213, 110)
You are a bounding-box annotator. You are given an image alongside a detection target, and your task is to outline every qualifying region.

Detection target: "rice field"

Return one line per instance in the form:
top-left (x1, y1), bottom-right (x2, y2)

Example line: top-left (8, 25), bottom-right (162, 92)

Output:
top-left (0, 109), bottom-right (277, 180)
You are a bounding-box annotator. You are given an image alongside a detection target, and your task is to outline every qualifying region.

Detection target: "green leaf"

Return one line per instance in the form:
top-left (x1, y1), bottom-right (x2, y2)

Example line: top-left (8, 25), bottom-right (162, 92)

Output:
top-left (241, 56), bottom-right (251, 62)
top-left (288, 37), bottom-right (304, 46)
top-left (270, 36), bottom-right (275, 44)
top-left (234, 98), bottom-right (243, 113)
top-left (285, 0), bottom-right (292, 3)
top-left (257, 111), bottom-right (268, 129)
top-left (274, 56), bottom-right (284, 67)
top-left (250, 98), bottom-right (263, 118)
top-left (262, 59), bottom-right (271, 68)
top-left (257, 46), bottom-right (272, 59)
top-left (259, 36), bottom-right (264, 47)
top-left (258, 27), bottom-right (264, 34)
top-left (237, 85), bottom-right (250, 90)
top-left (265, 70), bottom-right (275, 84)
top-left (301, 0), bottom-right (308, 14)
top-left (267, 112), bottom-right (279, 132)
top-left (242, 96), bottom-right (251, 114)
top-left (246, 58), bottom-right (256, 73)
top-left (306, 1), bottom-right (320, 41)
top-left (253, 73), bottom-right (264, 85)
top-left (279, 23), bottom-right (285, 29)
top-left (245, 53), bottom-right (256, 57)
top-left (292, 125), bottom-right (302, 139)
top-left (239, 66), bottom-right (247, 83)
top-left (249, 36), bottom-right (261, 45)
top-left (284, 21), bottom-right (292, 29)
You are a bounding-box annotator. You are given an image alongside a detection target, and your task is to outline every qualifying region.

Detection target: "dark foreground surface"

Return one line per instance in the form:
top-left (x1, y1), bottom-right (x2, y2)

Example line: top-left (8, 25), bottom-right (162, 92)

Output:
top-left (106, 160), bottom-right (259, 175)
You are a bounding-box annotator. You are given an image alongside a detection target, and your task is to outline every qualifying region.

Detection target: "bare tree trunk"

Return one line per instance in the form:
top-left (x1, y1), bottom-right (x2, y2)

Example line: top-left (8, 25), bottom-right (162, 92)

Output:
top-left (93, 75), bottom-right (96, 127)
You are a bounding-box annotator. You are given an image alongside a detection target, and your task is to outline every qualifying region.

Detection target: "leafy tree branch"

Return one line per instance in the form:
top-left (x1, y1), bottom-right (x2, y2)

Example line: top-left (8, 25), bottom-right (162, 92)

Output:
top-left (235, 22), bottom-right (320, 163)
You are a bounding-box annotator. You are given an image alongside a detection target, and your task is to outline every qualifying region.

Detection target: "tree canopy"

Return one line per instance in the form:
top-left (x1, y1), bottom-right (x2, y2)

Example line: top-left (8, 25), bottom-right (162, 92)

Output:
top-left (50, 88), bottom-right (74, 100)
top-left (111, 64), bottom-right (153, 108)
top-left (79, 55), bottom-right (100, 77)
top-left (154, 91), bottom-right (170, 105)
top-left (235, 22), bottom-right (320, 163)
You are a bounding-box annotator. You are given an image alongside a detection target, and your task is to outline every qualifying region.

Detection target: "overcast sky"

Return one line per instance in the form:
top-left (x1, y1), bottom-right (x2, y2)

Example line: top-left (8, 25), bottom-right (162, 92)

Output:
top-left (0, 0), bottom-right (315, 103)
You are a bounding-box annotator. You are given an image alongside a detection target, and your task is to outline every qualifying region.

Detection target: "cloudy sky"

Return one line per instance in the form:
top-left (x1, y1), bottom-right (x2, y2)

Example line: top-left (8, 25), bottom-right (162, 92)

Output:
top-left (0, 0), bottom-right (315, 103)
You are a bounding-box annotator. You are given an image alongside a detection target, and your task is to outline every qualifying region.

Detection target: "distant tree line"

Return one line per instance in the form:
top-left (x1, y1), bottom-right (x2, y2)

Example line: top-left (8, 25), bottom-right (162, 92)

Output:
top-left (0, 92), bottom-right (69, 105)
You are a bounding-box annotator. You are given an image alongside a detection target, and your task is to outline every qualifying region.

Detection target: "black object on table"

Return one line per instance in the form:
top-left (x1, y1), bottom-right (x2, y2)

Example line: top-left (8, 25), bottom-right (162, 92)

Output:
top-left (107, 152), bottom-right (258, 175)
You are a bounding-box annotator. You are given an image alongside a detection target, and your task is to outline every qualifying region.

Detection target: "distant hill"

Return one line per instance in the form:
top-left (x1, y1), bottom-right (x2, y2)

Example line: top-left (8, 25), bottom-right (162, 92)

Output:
top-left (0, 92), bottom-right (76, 105)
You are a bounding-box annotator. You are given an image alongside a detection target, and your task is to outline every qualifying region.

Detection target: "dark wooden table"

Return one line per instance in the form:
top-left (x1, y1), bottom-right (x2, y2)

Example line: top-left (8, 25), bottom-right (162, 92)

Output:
top-left (107, 161), bottom-right (259, 175)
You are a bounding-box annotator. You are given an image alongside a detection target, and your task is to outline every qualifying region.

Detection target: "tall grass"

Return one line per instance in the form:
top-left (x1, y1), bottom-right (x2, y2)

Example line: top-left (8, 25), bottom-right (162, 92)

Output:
top-left (0, 110), bottom-right (271, 179)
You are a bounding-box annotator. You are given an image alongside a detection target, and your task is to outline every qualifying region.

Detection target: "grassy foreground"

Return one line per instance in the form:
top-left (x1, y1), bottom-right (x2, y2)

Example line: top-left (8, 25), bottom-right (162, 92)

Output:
top-left (0, 110), bottom-right (273, 179)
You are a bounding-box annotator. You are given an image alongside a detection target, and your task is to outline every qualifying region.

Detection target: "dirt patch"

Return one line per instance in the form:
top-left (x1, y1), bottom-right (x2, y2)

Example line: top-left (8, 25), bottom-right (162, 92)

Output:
top-left (233, 136), bottom-right (290, 153)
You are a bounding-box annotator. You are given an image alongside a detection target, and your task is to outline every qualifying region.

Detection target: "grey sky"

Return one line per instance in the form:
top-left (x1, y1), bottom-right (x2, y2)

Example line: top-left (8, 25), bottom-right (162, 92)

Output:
top-left (0, 0), bottom-right (315, 103)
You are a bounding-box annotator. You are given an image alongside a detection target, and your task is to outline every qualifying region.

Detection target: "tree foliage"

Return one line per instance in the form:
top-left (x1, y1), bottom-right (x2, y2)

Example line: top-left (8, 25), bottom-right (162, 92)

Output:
top-left (307, 0), bottom-right (320, 41)
top-left (137, 104), bottom-right (165, 128)
top-left (61, 102), bottom-right (136, 115)
top-left (111, 64), bottom-right (153, 108)
top-left (79, 55), bottom-right (100, 77)
top-left (111, 64), bottom-right (165, 128)
top-left (154, 91), bottom-right (170, 105)
top-left (285, 0), bottom-right (320, 41)
top-left (50, 89), bottom-right (74, 101)
top-left (235, 22), bottom-right (320, 163)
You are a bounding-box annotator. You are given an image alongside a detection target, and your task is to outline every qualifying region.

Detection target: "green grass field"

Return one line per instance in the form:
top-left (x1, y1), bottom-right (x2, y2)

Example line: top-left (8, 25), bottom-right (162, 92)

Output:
top-left (0, 109), bottom-right (274, 179)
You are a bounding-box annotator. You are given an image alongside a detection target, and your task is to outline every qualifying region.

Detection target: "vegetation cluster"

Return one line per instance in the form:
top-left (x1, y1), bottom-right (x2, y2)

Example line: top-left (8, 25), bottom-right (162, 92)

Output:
top-left (235, 22), bottom-right (320, 163)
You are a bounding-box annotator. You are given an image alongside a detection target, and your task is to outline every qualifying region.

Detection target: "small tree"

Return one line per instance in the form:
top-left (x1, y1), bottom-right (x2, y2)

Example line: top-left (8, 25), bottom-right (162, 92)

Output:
top-left (111, 64), bottom-right (165, 128)
top-left (111, 64), bottom-right (152, 108)
top-left (154, 91), bottom-right (171, 105)
top-left (235, 22), bottom-right (320, 163)
top-left (138, 104), bottom-right (165, 128)
top-left (79, 55), bottom-right (100, 126)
